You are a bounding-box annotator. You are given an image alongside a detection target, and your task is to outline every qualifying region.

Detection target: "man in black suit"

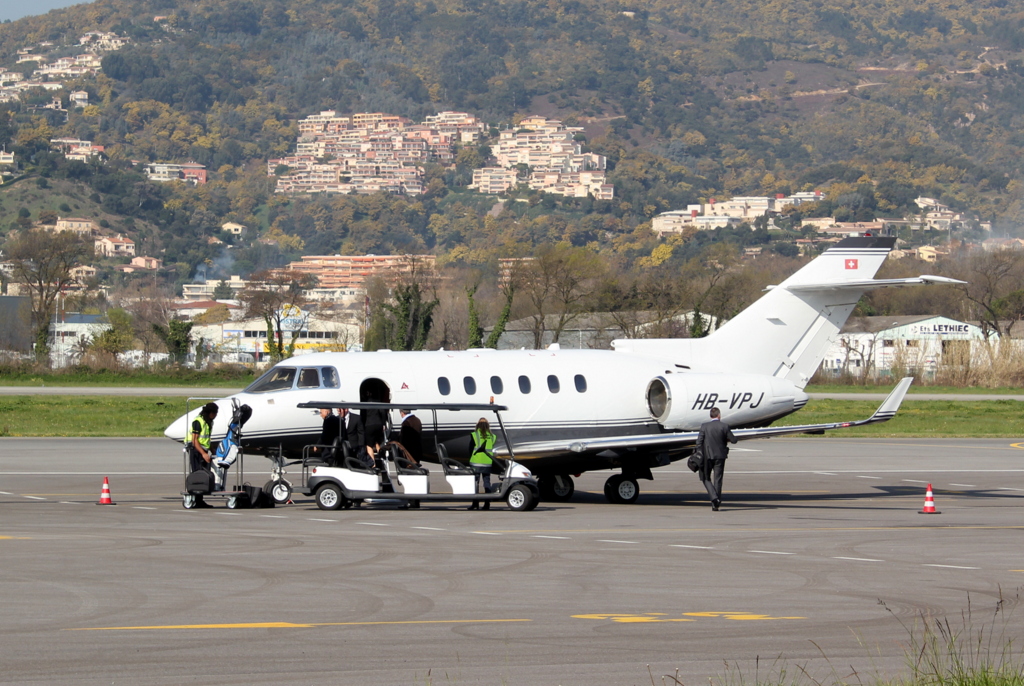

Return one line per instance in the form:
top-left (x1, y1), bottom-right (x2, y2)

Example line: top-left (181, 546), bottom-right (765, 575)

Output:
top-left (398, 409), bottom-right (423, 465)
top-left (316, 408), bottom-right (340, 463)
top-left (695, 407), bottom-right (736, 511)
top-left (338, 407), bottom-right (368, 468)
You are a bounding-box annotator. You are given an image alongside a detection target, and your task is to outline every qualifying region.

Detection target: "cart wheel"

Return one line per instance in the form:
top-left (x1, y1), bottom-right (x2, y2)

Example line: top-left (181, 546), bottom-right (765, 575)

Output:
top-left (269, 480), bottom-right (292, 504)
top-left (315, 483), bottom-right (345, 511)
top-left (506, 483), bottom-right (535, 512)
top-left (182, 494), bottom-right (196, 509)
top-left (227, 496), bottom-right (238, 509)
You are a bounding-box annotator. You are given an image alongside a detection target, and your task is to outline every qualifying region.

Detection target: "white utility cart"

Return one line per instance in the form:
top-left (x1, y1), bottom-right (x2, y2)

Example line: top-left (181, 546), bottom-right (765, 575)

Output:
top-left (294, 401), bottom-right (540, 512)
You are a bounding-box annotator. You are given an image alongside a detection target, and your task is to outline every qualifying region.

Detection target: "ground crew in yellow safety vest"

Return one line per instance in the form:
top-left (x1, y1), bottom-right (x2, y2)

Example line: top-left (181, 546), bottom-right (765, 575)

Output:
top-left (468, 417), bottom-right (496, 510)
top-left (189, 402), bottom-right (219, 508)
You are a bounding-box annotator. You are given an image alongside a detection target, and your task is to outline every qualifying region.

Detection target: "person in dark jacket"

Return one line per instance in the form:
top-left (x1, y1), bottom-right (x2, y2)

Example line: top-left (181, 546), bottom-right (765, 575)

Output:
top-left (398, 409), bottom-right (423, 465)
top-left (315, 408), bottom-right (340, 463)
top-left (361, 398), bottom-right (388, 466)
top-left (695, 407), bottom-right (736, 511)
top-left (338, 407), bottom-right (369, 468)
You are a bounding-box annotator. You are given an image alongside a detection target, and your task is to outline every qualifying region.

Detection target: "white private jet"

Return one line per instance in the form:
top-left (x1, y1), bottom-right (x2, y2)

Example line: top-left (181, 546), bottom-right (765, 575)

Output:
top-left (165, 235), bottom-right (962, 503)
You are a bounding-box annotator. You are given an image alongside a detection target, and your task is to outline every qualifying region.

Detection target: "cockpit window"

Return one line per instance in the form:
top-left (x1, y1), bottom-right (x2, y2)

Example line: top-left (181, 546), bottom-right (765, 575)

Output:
top-left (297, 368), bottom-right (320, 388)
top-left (321, 367), bottom-right (340, 389)
top-left (245, 367), bottom-right (296, 393)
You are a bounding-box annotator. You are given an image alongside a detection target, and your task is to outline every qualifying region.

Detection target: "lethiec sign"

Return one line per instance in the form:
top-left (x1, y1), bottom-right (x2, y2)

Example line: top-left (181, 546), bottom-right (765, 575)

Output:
top-left (908, 322), bottom-right (973, 337)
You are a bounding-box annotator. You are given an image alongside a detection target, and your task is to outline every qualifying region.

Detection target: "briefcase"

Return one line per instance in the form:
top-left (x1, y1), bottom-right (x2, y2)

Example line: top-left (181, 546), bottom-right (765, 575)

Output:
top-left (185, 469), bottom-right (214, 495)
top-left (686, 447), bottom-right (703, 473)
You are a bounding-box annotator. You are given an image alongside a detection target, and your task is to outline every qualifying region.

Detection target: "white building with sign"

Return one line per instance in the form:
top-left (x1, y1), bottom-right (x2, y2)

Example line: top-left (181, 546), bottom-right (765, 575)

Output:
top-left (192, 308), bottom-right (360, 364)
top-left (820, 315), bottom-right (991, 379)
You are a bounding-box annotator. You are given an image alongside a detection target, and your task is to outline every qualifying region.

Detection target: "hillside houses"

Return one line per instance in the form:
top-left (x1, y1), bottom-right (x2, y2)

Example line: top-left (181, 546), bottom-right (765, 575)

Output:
top-left (270, 110), bottom-right (486, 196)
top-left (1, 34), bottom-right (129, 104)
top-left (471, 116), bottom-right (614, 200)
top-left (653, 193), bottom-right (990, 237)
top-left (95, 235), bottom-right (135, 257)
top-left (50, 138), bottom-right (104, 161)
top-left (270, 111), bottom-right (613, 199)
top-left (144, 162), bottom-right (207, 184)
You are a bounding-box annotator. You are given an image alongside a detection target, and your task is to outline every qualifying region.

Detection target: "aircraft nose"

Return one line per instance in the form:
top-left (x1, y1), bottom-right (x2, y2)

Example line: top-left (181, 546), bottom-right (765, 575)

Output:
top-left (165, 413), bottom-right (188, 442)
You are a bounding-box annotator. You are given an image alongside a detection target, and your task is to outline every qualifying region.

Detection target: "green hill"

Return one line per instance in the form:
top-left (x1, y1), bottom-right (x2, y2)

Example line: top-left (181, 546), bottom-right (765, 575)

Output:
top-left (1, 0), bottom-right (1022, 279)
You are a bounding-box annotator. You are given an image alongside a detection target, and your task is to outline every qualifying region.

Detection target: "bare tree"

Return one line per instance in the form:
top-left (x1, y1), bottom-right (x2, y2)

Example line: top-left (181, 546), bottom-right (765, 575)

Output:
top-left (4, 229), bottom-right (92, 362)
top-left (946, 250), bottom-right (1024, 341)
top-left (113, 282), bottom-right (175, 364)
top-left (240, 269), bottom-right (319, 361)
top-left (520, 243), bottom-right (607, 348)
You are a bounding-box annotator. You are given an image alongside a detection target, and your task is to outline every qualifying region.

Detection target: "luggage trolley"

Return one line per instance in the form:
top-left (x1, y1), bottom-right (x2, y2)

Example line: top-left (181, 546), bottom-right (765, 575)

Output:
top-left (179, 397), bottom-right (253, 509)
top-left (294, 401), bottom-right (540, 511)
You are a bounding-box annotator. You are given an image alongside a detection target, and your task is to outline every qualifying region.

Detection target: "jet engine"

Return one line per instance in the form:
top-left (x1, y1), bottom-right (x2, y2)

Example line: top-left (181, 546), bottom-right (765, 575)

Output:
top-left (645, 373), bottom-right (807, 430)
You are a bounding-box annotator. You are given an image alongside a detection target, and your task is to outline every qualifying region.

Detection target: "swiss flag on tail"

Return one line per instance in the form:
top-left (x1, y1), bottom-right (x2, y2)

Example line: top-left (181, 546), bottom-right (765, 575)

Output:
top-left (845, 259), bottom-right (858, 270)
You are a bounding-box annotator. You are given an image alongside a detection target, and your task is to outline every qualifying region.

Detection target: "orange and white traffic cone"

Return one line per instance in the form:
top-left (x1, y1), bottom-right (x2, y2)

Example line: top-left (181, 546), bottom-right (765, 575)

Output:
top-left (919, 483), bottom-right (939, 514)
top-left (97, 476), bottom-right (116, 505)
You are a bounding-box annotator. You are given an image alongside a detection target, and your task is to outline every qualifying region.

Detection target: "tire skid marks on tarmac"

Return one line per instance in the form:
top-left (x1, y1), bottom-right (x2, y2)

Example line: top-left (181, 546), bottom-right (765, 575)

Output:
top-left (79, 508), bottom-right (1010, 575)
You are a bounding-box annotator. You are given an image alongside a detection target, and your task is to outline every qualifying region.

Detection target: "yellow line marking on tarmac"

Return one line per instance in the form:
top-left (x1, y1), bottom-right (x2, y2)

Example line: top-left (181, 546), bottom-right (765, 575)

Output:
top-left (488, 525), bottom-right (1024, 534)
top-left (0, 536), bottom-right (31, 540)
top-left (1011, 443), bottom-right (1024, 450)
top-left (574, 611), bottom-right (805, 623)
top-left (69, 618), bottom-right (531, 631)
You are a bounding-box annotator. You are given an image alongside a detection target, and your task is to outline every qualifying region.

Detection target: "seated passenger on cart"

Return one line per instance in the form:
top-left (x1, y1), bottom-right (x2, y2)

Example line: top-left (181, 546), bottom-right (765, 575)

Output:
top-left (313, 407), bottom-right (340, 464)
top-left (189, 403), bottom-right (219, 508)
top-left (337, 407), bottom-right (372, 469)
top-left (399, 409), bottom-right (424, 466)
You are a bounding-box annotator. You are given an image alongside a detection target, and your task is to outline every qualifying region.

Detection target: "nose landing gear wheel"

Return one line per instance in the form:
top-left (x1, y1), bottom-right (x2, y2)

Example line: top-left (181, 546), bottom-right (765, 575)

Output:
top-left (265, 480), bottom-right (292, 504)
top-left (604, 475), bottom-right (639, 504)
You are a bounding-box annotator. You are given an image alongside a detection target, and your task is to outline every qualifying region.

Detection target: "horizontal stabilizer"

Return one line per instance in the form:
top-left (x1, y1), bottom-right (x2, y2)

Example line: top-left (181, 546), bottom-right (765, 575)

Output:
top-left (784, 275), bottom-right (966, 292)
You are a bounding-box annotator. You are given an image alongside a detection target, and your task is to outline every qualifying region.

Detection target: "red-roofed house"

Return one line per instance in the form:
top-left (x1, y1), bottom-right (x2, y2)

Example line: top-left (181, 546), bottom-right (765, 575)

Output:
top-left (95, 234), bottom-right (136, 257)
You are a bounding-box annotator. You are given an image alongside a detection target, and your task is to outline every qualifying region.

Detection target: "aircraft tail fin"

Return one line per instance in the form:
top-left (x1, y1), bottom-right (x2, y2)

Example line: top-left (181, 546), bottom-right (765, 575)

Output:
top-left (694, 236), bottom-right (895, 386)
top-left (614, 236), bottom-right (959, 388)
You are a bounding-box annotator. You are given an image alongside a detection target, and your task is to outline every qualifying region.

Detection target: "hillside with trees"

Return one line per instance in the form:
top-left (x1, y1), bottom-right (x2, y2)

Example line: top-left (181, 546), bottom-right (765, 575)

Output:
top-left (0, 0), bottom-right (1022, 300)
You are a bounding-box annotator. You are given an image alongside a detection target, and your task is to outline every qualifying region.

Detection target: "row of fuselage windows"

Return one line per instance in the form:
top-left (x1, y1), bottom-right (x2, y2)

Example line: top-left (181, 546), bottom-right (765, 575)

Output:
top-left (437, 374), bottom-right (587, 396)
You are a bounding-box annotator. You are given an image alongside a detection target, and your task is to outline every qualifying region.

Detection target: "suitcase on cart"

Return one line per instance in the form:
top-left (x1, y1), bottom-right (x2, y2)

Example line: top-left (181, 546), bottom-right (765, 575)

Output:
top-left (185, 469), bottom-right (214, 495)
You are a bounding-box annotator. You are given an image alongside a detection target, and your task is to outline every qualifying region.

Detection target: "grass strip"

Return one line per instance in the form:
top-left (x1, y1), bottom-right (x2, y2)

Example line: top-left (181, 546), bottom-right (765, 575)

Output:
top-left (807, 384), bottom-right (1024, 395)
top-left (774, 398), bottom-right (1024, 438)
top-left (0, 396), bottom-right (186, 437)
top-left (0, 396), bottom-right (1021, 438)
top-left (0, 368), bottom-right (256, 387)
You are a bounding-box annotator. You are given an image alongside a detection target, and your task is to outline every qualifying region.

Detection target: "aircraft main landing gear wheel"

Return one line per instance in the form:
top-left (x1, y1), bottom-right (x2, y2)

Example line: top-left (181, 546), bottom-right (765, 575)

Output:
top-left (506, 483), bottom-right (537, 512)
top-left (540, 474), bottom-right (574, 501)
top-left (315, 483), bottom-right (345, 511)
top-left (265, 480), bottom-right (292, 504)
top-left (182, 494), bottom-right (196, 509)
top-left (604, 475), bottom-right (639, 504)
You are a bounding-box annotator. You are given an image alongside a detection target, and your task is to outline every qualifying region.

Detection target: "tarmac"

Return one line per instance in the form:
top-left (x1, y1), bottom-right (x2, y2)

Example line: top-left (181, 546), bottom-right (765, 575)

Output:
top-left (1, 436), bottom-right (1023, 684)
